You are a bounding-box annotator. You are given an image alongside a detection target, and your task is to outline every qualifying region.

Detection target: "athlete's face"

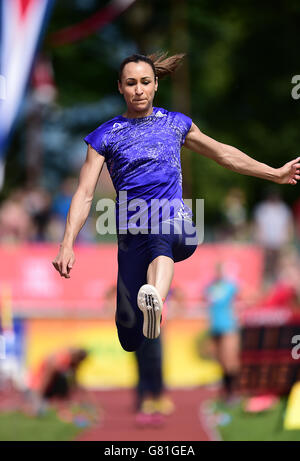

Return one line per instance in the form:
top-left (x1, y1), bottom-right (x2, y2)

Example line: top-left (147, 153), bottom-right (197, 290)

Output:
top-left (118, 61), bottom-right (158, 117)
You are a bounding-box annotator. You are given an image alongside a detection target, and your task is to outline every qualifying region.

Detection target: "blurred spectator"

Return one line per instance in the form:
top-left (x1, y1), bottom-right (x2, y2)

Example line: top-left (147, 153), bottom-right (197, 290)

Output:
top-left (27, 347), bottom-right (88, 415)
top-left (254, 248), bottom-right (300, 308)
top-left (163, 285), bottom-right (186, 318)
top-left (0, 198), bottom-right (36, 243)
top-left (51, 177), bottom-right (77, 220)
top-left (219, 187), bottom-right (249, 242)
top-left (202, 262), bottom-right (240, 402)
top-left (49, 176), bottom-right (96, 243)
top-left (0, 179), bottom-right (99, 244)
top-left (292, 197), bottom-right (300, 252)
top-left (16, 185), bottom-right (51, 241)
top-left (253, 188), bottom-right (294, 285)
top-left (44, 215), bottom-right (66, 243)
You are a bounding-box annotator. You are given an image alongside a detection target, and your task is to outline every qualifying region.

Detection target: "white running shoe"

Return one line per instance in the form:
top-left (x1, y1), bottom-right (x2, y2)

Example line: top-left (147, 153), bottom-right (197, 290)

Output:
top-left (137, 284), bottom-right (163, 339)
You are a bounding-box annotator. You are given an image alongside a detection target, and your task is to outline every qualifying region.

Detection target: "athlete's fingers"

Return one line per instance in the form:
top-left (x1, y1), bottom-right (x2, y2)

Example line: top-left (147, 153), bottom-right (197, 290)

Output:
top-left (58, 261), bottom-right (63, 274)
top-left (52, 260), bottom-right (59, 271)
top-left (67, 255), bottom-right (76, 274)
top-left (289, 160), bottom-right (300, 170)
top-left (61, 262), bottom-right (69, 278)
top-left (53, 260), bottom-right (64, 277)
top-left (53, 260), bottom-right (63, 275)
top-left (67, 259), bottom-right (74, 272)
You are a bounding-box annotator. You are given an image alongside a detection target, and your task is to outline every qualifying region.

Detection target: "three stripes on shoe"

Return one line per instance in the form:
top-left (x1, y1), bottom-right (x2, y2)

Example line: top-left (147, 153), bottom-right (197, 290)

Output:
top-left (137, 284), bottom-right (163, 339)
top-left (144, 293), bottom-right (158, 339)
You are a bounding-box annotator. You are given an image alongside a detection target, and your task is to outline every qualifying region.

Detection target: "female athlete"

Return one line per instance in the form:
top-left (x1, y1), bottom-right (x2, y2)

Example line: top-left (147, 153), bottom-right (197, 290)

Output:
top-left (52, 52), bottom-right (300, 352)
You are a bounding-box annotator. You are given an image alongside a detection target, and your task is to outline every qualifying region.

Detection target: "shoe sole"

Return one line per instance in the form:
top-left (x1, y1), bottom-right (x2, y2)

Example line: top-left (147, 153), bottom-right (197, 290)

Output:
top-left (137, 284), bottom-right (163, 339)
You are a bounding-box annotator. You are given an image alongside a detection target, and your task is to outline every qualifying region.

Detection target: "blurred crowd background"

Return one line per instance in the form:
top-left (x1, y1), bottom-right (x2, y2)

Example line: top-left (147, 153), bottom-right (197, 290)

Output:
top-left (2, 1), bottom-right (300, 281)
top-left (1, 0), bottom-right (300, 441)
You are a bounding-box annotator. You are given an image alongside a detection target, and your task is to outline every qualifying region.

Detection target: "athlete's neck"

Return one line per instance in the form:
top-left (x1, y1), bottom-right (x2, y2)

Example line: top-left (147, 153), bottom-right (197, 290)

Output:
top-left (122, 106), bottom-right (154, 119)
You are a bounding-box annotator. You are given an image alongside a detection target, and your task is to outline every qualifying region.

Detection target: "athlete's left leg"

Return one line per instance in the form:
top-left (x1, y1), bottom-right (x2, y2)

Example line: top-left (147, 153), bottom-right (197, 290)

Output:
top-left (137, 218), bottom-right (198, 339)
top-left (136, 256), bottom-right (174, 338)
top-left (146, 255), bottom-right (174, 300)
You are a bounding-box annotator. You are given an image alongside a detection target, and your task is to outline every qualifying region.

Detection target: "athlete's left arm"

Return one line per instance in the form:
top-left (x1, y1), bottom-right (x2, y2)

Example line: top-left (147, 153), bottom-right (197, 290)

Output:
top-left (184, 122), bottom-right (300, 185)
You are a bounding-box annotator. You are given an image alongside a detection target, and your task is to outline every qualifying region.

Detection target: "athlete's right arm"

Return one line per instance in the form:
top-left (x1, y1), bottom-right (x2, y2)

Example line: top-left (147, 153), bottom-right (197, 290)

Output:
top-left (52, 144), bottom-right (105, 278)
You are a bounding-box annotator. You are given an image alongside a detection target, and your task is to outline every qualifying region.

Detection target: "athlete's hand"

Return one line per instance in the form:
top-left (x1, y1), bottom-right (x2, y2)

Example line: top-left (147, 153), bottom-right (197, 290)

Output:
top-left (52, 244), bottom-right (75, 279)
top-left (276, 157), bottom-right (300, 185)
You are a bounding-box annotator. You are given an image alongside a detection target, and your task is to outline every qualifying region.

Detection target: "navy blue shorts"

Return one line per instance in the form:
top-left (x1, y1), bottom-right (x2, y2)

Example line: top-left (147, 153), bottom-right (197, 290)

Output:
top-left (116, 218), bottom-right (198, 351)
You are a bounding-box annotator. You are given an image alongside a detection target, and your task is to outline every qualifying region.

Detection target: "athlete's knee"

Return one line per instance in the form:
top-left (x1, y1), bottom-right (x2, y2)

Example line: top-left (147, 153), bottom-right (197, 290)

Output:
top-left (116, 324), bottom-right (144, 352)
top-left (119, 338), bottom-right (144, 352)
top-left (120, 342), bottom-right (140, 352)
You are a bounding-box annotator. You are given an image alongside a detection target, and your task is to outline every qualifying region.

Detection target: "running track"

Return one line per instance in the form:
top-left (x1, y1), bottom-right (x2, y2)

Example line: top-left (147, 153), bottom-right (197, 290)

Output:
top-left (77, 387), bottom-right (219, 441)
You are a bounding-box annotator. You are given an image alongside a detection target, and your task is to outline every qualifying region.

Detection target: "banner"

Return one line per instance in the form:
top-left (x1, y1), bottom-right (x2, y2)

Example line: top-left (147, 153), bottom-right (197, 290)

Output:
top-left (49, 0), bottom-right (137, 46)
top-left (0, 0), bottom-right (55, 159)
top-left (25, 317), bottom-right (221, 388)
top-left (0, 243), bottom-right (264, 316)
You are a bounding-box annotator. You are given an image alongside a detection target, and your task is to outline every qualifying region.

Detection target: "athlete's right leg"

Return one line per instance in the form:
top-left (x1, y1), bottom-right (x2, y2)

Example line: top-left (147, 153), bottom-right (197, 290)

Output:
top-left (135, 336), bottom-right (163, 410)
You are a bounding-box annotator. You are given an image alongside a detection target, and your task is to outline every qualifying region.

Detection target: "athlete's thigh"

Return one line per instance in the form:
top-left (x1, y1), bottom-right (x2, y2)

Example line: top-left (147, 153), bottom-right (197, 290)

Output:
top-left (171, 218), bottom-right (199, 263)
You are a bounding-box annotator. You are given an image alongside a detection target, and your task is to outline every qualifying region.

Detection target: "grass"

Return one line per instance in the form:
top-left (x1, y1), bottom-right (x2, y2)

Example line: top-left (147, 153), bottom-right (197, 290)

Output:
top-left (213, 397), bottom-right (300, 441)
top-left (3, 394), bottom-right (300, 441)
top-left (0, 409), bottom-right (82, 441)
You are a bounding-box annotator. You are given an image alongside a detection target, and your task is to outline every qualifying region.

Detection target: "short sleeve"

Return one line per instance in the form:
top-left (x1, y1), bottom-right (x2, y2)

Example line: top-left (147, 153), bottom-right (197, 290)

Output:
top-left (176, 112), bottom-right (193, 145)
top-left (84, 124), bottom-right (108, 159)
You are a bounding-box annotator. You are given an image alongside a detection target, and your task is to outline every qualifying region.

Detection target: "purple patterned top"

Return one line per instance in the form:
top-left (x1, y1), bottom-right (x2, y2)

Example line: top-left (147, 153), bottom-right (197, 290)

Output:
top-left (84, 106), bottom-right (193, 231)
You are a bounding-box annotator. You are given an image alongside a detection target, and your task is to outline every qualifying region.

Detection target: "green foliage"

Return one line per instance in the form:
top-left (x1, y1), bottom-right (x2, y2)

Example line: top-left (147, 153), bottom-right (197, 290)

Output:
top-left (4, 0), bottom-right (300, 222)
top-left (187, 0), bottom-right (300, 214)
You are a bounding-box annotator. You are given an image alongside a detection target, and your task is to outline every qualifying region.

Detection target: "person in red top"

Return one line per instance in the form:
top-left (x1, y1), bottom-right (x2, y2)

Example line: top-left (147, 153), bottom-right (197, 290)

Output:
top-left (28, 348), bottom-right (88, 410)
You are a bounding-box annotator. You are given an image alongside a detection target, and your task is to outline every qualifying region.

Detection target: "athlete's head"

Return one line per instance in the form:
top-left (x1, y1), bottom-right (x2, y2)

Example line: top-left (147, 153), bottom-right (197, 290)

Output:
top-left (118, 55), bottom-right (158, 116)
top-left (118, 52), bottom-right (185, 116)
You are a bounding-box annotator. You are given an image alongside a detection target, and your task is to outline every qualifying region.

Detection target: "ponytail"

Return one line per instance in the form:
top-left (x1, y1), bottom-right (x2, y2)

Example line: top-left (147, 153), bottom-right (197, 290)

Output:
top-left (118, 52), bottom-right (185, 81)
top-left (147, 51), bottom-right (185, 79)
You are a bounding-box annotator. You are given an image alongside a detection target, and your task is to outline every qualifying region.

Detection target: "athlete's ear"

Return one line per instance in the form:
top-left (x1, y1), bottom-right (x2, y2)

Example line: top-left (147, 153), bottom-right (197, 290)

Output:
top-left (155, 77), bottom-right (158, 92)
top-left (118, 80), bottom-right (123, 95)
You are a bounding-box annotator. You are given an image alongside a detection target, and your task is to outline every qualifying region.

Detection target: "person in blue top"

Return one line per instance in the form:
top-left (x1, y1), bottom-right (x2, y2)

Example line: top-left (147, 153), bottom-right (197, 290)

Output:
top-left (204, 262), bottom-right (240, 400)
top-left (52, 52), bottom-right (300, 353)
top-left (205, 265), bottom-right (238, 336)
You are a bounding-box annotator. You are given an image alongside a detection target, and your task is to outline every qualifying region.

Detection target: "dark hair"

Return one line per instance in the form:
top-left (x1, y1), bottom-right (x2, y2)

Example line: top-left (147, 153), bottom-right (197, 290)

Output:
top-left (70, 348), bottom-right (88, 368)
top-left (118, 52), bottom-right (185, 82)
